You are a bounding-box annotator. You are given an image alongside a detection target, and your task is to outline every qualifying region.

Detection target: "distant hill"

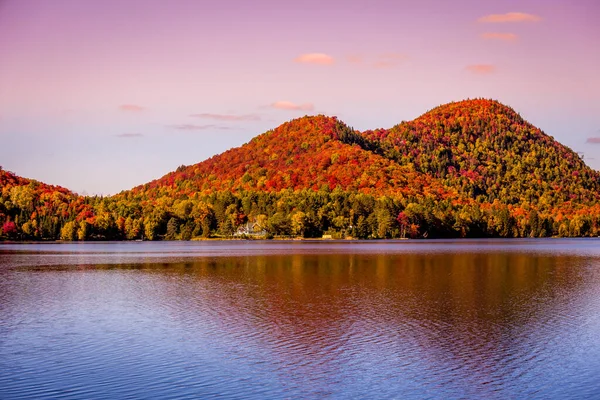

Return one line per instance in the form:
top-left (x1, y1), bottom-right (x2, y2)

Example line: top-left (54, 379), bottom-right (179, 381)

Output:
top-left (0, 167), bottom-right (91, 239)
top-left (2, 99), bottom-right (600, 240)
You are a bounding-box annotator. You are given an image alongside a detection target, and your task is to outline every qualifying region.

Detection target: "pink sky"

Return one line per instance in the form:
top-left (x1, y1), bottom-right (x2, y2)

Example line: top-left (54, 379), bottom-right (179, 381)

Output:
top-left (0, 0), bottom-right (599, 194)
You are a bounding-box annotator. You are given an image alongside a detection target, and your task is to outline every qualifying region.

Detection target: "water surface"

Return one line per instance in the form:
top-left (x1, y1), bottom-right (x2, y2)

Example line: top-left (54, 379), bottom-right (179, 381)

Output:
top-left (1, 240), bottom-right (600, 399)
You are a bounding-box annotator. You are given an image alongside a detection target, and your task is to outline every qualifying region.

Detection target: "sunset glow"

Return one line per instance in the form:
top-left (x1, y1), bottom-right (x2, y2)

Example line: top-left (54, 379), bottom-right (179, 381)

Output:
top-left (0, 0), bottom-right (598, 194)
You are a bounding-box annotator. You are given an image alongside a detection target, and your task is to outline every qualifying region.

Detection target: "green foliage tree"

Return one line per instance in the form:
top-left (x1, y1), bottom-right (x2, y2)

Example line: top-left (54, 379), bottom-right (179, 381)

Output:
top-left (60, 221), bottom-right (77, 241)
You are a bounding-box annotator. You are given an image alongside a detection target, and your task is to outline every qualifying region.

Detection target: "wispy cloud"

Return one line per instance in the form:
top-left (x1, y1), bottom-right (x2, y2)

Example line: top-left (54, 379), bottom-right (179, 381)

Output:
top-left (294, 53), bottom-right (335, 65)
top-left (270, 101), bottom-right (315, 111)
top-left (478, 12), bottom-right (542, 23)
top-left (585, 137), bottom-right (600, 144)
top-left (119, 104), bottom-right (145, 112)
top-left (481, 32), bottom-right (518, 41)
top-left (465, 64), bottom-right (496, 74)
top-left (373, 53), bottom-right (408, 68)
top-left (169, 124), bottom-right (231, 131)
top-left (346, 55), bottom-right (363, 65)
top-left (116, 133), bottom-right (144, 138)
top-left (190, 113), bottom-right (261, 121)
top-left (345, 53), bottom-right (408, 68)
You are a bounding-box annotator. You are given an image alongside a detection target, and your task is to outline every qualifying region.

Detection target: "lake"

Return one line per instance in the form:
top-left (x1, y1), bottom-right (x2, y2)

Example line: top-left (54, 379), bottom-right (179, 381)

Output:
top-left (1, 239), bottom-right (600, 399)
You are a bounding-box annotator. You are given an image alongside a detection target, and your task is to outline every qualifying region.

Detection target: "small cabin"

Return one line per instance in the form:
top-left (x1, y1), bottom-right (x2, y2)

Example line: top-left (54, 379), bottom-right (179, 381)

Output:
top-left (234, 222), bottom-right (267, 237)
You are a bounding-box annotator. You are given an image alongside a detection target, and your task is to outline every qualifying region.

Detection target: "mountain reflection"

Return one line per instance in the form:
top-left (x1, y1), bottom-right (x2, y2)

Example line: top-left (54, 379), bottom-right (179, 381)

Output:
top-left (87, 252), bottom-right (591, 394)
top-left (2, 247), bottom-right (600, 399)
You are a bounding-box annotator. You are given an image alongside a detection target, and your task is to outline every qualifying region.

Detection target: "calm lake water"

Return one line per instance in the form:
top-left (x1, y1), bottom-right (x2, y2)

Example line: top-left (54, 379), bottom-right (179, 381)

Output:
top-left (1, 239), bottom-right (600, 399)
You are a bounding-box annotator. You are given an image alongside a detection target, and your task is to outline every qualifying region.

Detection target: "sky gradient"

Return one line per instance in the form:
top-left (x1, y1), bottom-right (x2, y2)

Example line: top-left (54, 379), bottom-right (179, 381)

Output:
top-left (1, 0), bottom-right (599, 195)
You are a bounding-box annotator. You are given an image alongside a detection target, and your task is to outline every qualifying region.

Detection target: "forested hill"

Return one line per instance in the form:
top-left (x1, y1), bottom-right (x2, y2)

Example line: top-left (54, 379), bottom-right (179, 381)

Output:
top-left (362, 99), bottom-right (600, 206)
top-left (128, 115), bottom-right (456, 200)
top-left (0, 168), bottom-right (92, 239)
top-left (2, 99), bottom-right (600, 240)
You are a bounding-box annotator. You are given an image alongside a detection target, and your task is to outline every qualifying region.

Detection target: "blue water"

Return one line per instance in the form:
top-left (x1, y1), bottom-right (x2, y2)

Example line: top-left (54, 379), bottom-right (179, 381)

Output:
top-left (1, 239), bottom-right (600, 399)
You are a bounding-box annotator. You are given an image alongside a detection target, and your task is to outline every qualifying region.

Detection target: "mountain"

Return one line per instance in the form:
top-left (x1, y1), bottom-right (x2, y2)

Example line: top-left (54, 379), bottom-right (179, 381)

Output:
top-left (2, 99), bottom-right (600, 240)
top-left (362, 99), bottom-right (600, 206)
top-left (129, 115), bottom-right (456, 200)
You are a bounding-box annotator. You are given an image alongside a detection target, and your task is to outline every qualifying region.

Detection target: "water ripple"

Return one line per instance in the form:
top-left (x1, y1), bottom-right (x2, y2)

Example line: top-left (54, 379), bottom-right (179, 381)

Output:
top-left (1, 242), bottom-right (600, 399)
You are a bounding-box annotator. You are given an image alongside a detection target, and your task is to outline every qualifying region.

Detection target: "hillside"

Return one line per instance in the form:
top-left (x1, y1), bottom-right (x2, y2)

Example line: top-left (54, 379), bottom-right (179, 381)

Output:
top-left (2, 99), bottom-right (600, 240)
top-left (0, 168), bottom-right (92, 239)
top-left (362, 99), bottom-right (600, 206)
top-left (129, 115), bottom-right (455, 200)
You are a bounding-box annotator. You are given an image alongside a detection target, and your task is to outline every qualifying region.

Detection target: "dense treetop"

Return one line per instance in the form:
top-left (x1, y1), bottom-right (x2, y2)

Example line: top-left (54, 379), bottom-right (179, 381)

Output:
top-left (363, 99), bottom-right (599, 206)
top-left (129, 115), bottom-right (454, 200)
top-left (1, 168), bottom-right (93, 239)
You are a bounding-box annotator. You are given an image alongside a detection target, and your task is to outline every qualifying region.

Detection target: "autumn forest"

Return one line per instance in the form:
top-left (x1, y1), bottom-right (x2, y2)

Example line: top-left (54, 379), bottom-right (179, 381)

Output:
top-left (2, 99), bottom-right (600, 241)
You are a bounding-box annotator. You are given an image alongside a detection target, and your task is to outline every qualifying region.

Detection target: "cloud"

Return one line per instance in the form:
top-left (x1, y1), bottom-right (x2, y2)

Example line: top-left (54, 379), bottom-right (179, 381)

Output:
top-left (585, 137), bottom-right (600, 144)
top-left (478, 12), bottom-right (542, 23)
top-left (481, 32), bottom-right (518, 41)
top-left (465, 64), bottom-right (496, 74)
top-left (346, 55), bottom-right (364, 64)
top-left (190, 113), bottom-right (261, 121)
top-left (294, 53), bottom-right (335, 65)
top-left (345, 53), bottom-right (408, 68)
top-left (170, 124), bottom-right (232, 131)
top-left (270, 101), bottom-right (315, 111)
top-left (119, 104), bottom-right (145, 112)
top-left (116, 133), bottom-right (144, 138)
top-left (373, 53), bottom-right (408, 68)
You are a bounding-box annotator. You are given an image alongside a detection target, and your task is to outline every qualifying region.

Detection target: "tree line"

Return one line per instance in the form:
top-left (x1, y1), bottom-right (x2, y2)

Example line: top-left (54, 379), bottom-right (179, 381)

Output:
top-left (2, 182), bottom-right (599, 241)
